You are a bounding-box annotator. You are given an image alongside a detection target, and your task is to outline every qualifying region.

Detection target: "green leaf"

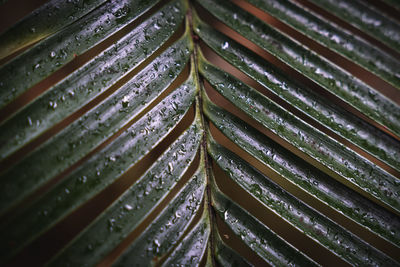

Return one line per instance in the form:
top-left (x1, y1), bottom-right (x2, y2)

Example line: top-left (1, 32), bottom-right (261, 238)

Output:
top-left (214, 233), bottom-right (252, 267)
top-left (204, 96), bottom-right (400, 247)
top-left (0, 0), bottom-right (107, 59)
top-left (194, 14), bottom-right (400, 172)
top-left (0, 69), bottom-right (199, 263)
top-left (110, 165), bottom-right (206, 267)
top-left (207, 132), bottom-right (397, 265)
top-left (45, 114), bottom-right (202, 267)
top-left (307, 0), bottom-right (400, 53)
top-left (210, 174), bottom-right (319, 266)
top-left (197, 0), bottom-right (400, 138)
top-left (0, 0), bottom-right (163, 109)
top-left (0, 0), bottom-right (187, 160)
top-left (1, 0), bottom-right (399, 266)
top-left (246, 0), bottom-right (400, 89)
top-left (199, 57), bottom-right (400, 214)
top-left (0, 24), bottom-right (193, 215)
top-left (161, 209), bottom-right (210, 267)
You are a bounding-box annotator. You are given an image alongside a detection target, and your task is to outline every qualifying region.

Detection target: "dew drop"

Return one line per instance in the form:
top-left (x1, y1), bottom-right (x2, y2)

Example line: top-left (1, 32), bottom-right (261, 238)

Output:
top-left (168, 162), bottom-right (174, 173)
top-left (222, 42), bottom-right (229, 50)
top-left (154, 22), bottom-right (161, 30)
top-left (121, 95), bottom-right (129, 108)
top-left (124, 204), bottom-right (133, 211)
top-left (48, 101), bottom-right (57, 109)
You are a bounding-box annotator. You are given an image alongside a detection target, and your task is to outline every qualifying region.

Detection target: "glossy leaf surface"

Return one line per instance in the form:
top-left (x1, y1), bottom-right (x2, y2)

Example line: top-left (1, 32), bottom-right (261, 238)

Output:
top-left (197, 0), bottom-right (400, 138)
top-left (0, 0), bottom-right (398, 266)
top-left (0, 0), bottom-right (107, 59)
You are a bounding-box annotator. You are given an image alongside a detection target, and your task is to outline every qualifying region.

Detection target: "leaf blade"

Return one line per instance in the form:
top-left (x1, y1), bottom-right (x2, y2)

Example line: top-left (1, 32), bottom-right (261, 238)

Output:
top-left (208, 132), bottom-right (397, 265)
top-left (0, 67), bottom-right (199, 263)
top-left (203, 82), bottom-right (400, 248)
top-left (43, 112), bottom-right (202, 267)
top-left (245, 0), bottom-right (400, 89)
top-left (161, 209), bottom-right (210, 267)
top-left (210, 175), bottom-right (319, 266)
top-left (194, 15), bottom-right (400, 172)
top-left (0, 24), bottom-right (193, 215)
top-left (0, 0), bottom-right (163, 109)
top-left (307, 0), bottom-right (400, 53)
top-left (196, 0), bottom-right (400, 138)
top-left (200, 58), bottom-right (400, 214)
top-left (111, 165), bottom-right (207, 267)
top-left (0, 0), bottom-right (187, 160)
top-left (0, 0), bottom-right (107, 59)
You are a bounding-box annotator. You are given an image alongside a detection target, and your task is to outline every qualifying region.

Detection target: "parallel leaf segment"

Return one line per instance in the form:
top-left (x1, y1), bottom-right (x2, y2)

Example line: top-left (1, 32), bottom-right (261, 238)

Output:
top-left (0, 0), bottom-right (399, 266)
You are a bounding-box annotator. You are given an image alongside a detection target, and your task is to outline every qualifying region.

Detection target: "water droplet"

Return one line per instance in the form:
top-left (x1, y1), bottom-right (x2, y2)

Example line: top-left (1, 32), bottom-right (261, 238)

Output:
top-left (190, 256), bottom-right (199, 263)
top-left (173, 211), bottom-right (181, 223)
top-left (48, 101), bottom-right (57, 109)
top-left (79, 176), bottom-right (87, 183)
top-left (168, 162), bottom-right (174, 173)
top-left (222, 42), bottom-right (229, 50)
top-left (108, 218), bottom-right (116, 227)
top-left (124, 204), bottom-right (133, 211)
top-left (94, 25), bottom-right (103, 33)
top-left (121, 95), bottom-right (129, 108)
top-left (113, 5), bottom-right (130, 19)
top-left (250, 184), bottom-right (262, 196)
top-left (154, 22), bottom-right (161, 30)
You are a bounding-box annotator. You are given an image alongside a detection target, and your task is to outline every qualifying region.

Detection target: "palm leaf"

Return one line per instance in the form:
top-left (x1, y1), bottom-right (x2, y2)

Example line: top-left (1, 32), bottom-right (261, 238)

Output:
top-left (0, 0), bottom-right (399, 266)
top-left (306, 0), bottom-right (400, 53)
top-left (0, 0), bottom-right (108, 60)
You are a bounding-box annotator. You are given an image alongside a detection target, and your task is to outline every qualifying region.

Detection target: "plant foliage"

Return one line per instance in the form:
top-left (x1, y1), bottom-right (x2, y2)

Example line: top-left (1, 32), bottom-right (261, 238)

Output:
top-left (0, 0), bottom-right (399, 266)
